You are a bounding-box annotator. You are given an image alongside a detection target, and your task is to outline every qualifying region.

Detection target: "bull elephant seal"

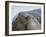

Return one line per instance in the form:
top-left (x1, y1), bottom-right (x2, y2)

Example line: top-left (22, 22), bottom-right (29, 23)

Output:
top-left (12, 12), bottom-right (31, 30)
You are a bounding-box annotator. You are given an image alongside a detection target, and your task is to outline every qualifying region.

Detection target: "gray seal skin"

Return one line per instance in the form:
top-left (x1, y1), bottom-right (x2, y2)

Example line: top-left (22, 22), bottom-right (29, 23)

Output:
top-left (12, 9), bottom-right (41, 31)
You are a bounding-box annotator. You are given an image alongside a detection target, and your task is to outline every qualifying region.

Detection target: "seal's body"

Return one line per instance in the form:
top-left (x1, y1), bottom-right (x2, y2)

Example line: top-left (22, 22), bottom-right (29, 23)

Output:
top-left (12, 12), bottom-right (41, 31)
